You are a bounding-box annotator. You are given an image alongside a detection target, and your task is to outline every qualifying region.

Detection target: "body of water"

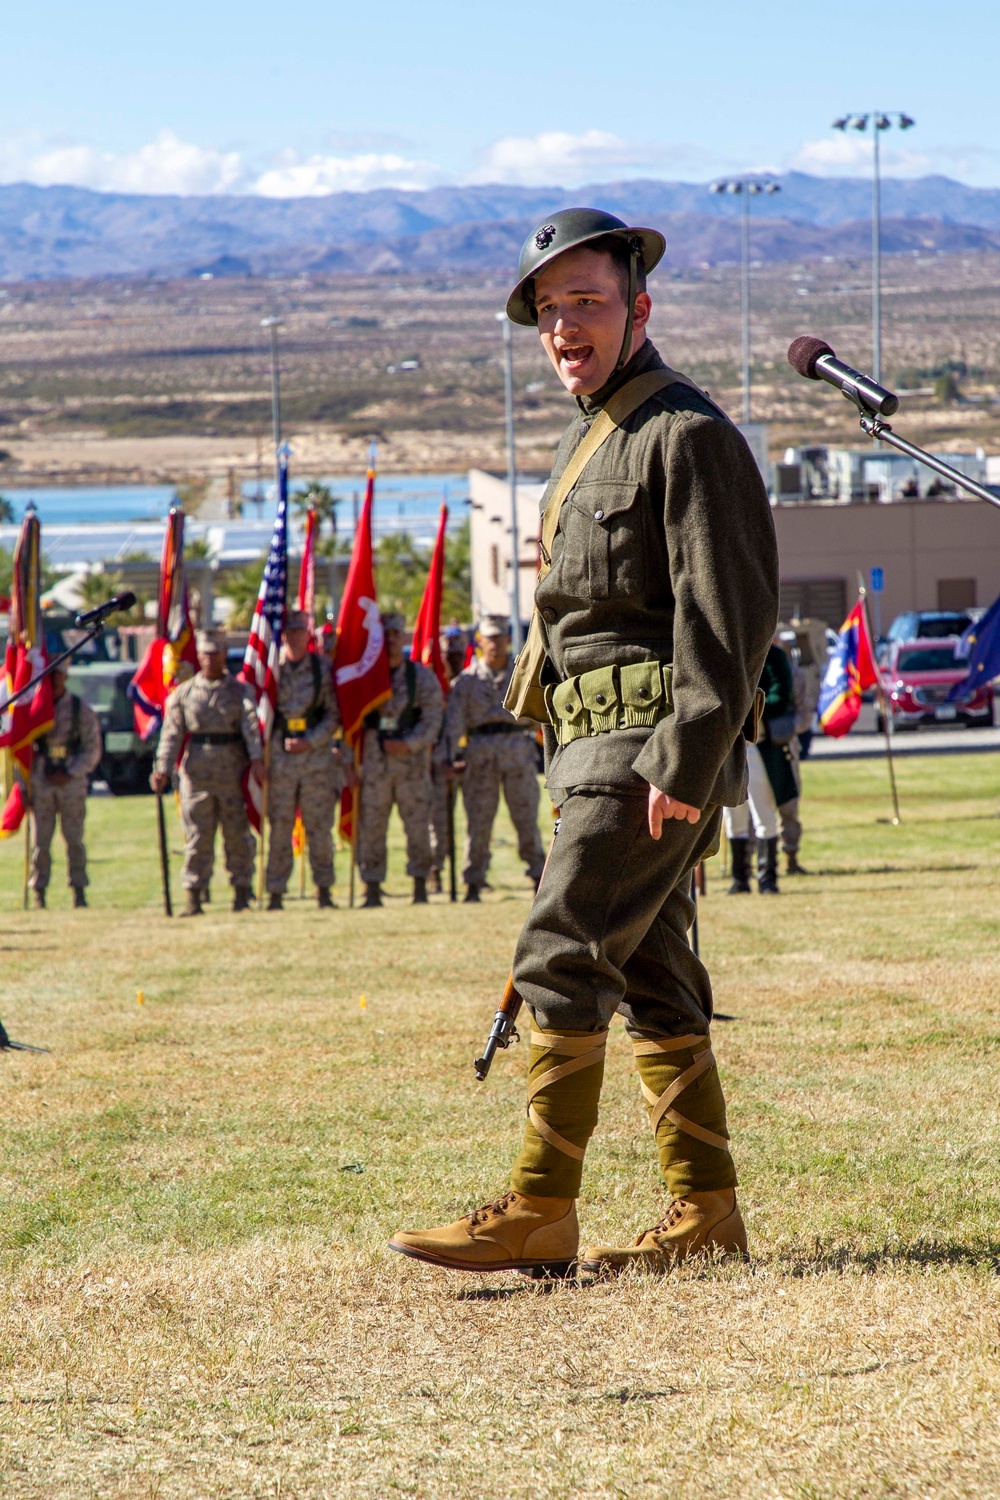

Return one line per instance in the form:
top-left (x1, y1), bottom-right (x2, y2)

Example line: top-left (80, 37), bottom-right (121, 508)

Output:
top-left (240, 472), bottom-right (470, 544)
top-left (0, 485), bottom-right (177, 525)
top-left (1, 474), bottom-right (471, 547)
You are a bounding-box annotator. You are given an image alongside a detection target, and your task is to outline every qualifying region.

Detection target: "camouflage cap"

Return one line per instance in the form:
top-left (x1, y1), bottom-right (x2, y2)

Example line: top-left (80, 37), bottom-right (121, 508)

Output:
top-left (478, 615), bottom-right (510, 638)
top-left (196, 626), bottom-right (227, 652)
top-left (381, 611), bottom-right (406, 632)
top-left (285, 608), bottom-right (310, 631)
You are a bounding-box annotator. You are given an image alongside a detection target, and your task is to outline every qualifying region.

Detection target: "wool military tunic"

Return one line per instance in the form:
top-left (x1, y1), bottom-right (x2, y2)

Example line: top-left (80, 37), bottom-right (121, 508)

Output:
top-left (534, 338), bottom-right (778, 811)
top-left (512, 338), bottom-right (779, 1056)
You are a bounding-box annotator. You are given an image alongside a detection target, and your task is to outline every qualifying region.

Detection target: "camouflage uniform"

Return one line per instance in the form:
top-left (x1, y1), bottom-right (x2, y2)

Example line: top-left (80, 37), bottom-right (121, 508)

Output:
top-left (357, 659), bottom-right (444, 883)
top-left (266, 651), bottom-right (343, 894)
top-left (446, 656), bottom-right (546, 887)
top-left (29, 690), bottom-right (103, 894)
top-left (156, 671), bottom-right (262, 891)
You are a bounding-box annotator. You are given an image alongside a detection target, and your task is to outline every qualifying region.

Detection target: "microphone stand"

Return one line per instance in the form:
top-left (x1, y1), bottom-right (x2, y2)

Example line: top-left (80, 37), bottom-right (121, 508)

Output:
top-left (847, 402), bottom-right (1000, 511)
top-left (0, 618), bottom-right (105, 715)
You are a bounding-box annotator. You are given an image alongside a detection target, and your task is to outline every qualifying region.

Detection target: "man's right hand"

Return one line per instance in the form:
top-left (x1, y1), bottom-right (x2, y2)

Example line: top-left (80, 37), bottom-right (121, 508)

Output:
top-left (151, 771), bottom-right (170, 794)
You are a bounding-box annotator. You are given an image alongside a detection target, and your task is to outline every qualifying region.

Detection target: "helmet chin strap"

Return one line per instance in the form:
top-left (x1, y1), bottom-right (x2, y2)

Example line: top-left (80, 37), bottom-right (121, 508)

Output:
top-left (614, 238), bottom-right (641, 372)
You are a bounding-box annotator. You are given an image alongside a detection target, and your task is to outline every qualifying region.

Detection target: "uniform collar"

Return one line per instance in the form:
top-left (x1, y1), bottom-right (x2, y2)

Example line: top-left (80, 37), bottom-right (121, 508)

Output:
top-left (575, 338), bottom-right (665, 417)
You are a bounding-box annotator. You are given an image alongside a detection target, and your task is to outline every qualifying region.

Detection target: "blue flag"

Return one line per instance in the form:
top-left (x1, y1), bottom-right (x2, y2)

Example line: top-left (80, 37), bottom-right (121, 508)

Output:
top-left (949, 595), bottom-right (1000, 699)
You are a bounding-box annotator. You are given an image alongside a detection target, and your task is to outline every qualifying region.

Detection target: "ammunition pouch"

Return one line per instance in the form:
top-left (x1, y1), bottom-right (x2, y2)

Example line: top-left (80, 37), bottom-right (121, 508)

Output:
top-left (545, 661), bottom-right (674, 747)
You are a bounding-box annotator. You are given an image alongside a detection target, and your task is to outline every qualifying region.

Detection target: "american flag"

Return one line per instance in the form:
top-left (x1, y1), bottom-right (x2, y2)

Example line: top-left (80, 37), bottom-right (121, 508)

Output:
top-left (241, 446), bottom-right (289, 829)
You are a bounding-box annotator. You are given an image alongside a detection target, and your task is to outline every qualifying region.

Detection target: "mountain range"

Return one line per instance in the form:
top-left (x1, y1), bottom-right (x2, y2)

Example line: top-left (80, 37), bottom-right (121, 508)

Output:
top-left (2, 173), bottom-right (1000, 281)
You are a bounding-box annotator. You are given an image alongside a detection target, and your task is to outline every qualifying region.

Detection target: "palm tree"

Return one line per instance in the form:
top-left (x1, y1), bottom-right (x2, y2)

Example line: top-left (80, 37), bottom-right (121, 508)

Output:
top-left (293, 481), bottom-right (340, 541)
top-left (0, 495), bottom-right (15, 525)
top-left (74, 569), bottom-right (147, 622)
top-left (216, 559), bottom-right (266, 630)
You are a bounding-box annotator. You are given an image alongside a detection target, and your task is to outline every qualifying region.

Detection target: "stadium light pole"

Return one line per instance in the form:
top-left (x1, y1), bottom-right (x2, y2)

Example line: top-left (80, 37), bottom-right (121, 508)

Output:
top-left (261, 315), bottom-right (283, 483)
top-left (832, 113), bottom-right (916, 384)
top-left (496, 311), bottom-right (523, 653)
top-left (709, 178), bottom-right (781, 423)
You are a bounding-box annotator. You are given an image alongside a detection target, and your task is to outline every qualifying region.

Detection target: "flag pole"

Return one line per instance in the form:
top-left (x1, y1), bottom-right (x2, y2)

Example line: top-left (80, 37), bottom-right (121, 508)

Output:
top-left (156, 788), bottom-right (173, 916)
top-left (257, 744), bottom-right (271, 905)
top-left (23, 811), bottom-right (30, 910)
top-left (300, 826), bottom-right (307, 899)
top-left (860, 581), bottom-right (901, 825)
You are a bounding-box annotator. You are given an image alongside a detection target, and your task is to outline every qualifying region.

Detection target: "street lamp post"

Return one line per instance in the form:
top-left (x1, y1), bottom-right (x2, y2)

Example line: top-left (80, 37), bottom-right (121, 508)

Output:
top-left (832, 113), bottom-right (915, 384)
top-left (260, 315), bottom-right (283, 483)
top-left (709, 178), bottom-right (781, 423)
top-left (496, 312), bottom-right (523, 653)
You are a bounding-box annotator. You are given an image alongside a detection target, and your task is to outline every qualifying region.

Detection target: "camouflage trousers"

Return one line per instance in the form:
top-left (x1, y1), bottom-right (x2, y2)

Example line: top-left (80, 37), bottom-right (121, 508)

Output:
top-left (428, 761), bottom-right (451, 875)
top-left (29, 773), bottom-right (89, 890)
top-left (357, 755), bottom-right (433, 883)
top-left (179, 757), bottom-right (255, 891)
top-left (266, 744), bottom-right (341, 894)
top-left (461, 732), bottom-right (545, 887)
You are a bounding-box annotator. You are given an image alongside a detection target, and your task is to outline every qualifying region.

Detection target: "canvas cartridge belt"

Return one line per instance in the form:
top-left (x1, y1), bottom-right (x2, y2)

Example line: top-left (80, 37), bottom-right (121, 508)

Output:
top-left (545, 660), bottom-right (674, 746)
top-left (189, 731), bottom-right (242, 745)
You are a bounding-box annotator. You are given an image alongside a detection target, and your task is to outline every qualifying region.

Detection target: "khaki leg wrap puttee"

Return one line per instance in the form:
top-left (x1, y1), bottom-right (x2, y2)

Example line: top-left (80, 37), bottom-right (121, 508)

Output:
top-left (632, 1033), bottom-right (738, 1198)
top-left (510, 1027), bottom-right (608, 1200)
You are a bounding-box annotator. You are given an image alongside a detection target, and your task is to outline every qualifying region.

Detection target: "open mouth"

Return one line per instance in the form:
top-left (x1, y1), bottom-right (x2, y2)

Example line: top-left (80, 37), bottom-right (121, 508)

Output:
top-left (557, 343), bottom-right (594, 373)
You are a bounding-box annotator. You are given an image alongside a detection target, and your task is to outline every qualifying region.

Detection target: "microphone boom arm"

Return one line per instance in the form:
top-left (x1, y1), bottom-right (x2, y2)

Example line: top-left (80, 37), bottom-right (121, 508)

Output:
top-left (857, 413), bottom-right (1000, 512)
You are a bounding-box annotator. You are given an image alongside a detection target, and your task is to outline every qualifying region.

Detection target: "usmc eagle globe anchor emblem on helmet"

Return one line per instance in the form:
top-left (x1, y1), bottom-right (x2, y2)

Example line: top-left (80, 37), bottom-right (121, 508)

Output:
top-left (534, 224), bottom-right (557, 250)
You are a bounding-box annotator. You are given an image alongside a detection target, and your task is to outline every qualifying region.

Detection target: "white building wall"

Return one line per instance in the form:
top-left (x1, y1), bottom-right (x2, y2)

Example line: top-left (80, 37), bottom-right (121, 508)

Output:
top-left (469, 469), bottom-right (546, 628)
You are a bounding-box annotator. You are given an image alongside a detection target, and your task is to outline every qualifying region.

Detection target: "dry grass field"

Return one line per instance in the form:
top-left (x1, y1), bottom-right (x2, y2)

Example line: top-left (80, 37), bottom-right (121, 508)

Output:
top-left (1, 248), bottom-right (999, 489)
top-left (1, 752), bottom-right (999, 1499)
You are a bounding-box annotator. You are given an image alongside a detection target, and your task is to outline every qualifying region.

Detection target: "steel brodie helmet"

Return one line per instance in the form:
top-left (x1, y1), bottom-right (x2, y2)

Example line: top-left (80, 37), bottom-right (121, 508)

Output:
top-left (505, 208), bottom-right (666, 371)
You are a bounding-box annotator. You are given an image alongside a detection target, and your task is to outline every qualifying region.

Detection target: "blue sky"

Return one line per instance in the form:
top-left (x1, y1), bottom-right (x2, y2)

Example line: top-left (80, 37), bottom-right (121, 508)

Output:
top-left (2, 0), bottom-right (998, 195)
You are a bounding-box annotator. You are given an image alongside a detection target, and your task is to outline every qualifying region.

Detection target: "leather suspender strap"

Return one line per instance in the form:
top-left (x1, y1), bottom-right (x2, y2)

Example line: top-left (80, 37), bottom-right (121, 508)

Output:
top-left (538, 365), bottom-right (723, 576)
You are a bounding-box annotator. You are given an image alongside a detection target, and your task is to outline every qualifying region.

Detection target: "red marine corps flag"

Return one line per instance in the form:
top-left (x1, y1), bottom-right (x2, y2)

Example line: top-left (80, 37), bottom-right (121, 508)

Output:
top-left (409, 503), bottom-right (450, 697)
top-left (128, 505), bottom-right (198, 739)
top-left (298, 505), bottom-right (317, 640)
top-left (333, 447), bottom-right (390, 850)
top-left (0, 506), bottom-right (54, 839)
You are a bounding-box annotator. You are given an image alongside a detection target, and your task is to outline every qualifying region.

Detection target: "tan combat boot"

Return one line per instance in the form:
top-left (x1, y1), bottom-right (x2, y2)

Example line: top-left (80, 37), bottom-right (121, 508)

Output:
top-left (389, 1190), bottom-right (578, 1276)
top-left (179, 888), bottom-right (203, 918)
top-left (580, 1189), bottom-right (747, 1276)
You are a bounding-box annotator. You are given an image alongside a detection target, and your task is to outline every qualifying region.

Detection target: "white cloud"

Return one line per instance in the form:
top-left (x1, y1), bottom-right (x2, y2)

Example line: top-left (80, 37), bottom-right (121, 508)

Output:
top-left (251, 150), bottom-right (439, 197)
top-left (791, 134), bottom-right (933, 179)
top-left (468, 129), bottom-right (692, 187)
top-left (0, 129), bottom-right (246, 195)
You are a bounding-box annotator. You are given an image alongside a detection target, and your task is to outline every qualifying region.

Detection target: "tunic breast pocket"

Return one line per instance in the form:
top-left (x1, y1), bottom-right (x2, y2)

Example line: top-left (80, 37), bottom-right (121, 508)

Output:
top-left (559, 480), bottom-right (645, 600)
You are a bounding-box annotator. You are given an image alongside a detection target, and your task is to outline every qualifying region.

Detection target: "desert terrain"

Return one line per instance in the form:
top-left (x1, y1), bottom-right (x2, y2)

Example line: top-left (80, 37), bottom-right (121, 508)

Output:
top-left (1, 248), bottom-right (999, 496)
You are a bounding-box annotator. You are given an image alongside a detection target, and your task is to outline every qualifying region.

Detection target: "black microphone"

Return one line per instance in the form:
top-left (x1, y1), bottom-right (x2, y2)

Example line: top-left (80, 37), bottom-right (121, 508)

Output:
top-left (787, 336), bottom-right (899, 417)
top-left (74, 591), bottom-right (137, 627)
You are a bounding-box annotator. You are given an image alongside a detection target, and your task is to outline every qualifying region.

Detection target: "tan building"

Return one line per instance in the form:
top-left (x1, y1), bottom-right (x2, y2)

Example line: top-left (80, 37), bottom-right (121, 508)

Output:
top-left (470, 468), bottom-right (1000, 635)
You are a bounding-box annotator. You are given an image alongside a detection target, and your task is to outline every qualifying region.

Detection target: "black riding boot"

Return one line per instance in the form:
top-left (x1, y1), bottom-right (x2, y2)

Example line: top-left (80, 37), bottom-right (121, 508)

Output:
top-left (727, 838), bottom-right (751, 895)
top-left (758, 837), bottom-right (780, 895)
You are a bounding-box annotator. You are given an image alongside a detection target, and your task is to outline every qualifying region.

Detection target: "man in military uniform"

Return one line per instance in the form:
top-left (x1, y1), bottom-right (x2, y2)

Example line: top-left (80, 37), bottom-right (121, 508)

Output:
top-left (264, 609), bottom-right (343, 910)
top-left (29, 665), bottom-right (103, 908)
top-left (446, 615), bottom-right (546, 901)
top-left (356, 612), bottom-right (444, 907)
top-left (391, 209), bottom-right (777, 1276)
top-left (152, 627), bottom-right (263, 915)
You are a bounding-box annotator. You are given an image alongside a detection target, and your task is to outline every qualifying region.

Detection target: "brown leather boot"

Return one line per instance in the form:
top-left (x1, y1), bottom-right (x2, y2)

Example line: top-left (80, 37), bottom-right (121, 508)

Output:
top-left (180, 888), bottom-right (203, 918)
top-left (72, 886), bottom-right (88, 909)
top-left (579, 1189), bottom-right (748, 1276)
top-left (232, 886), bottom-right (253, 912)
top-left (266, 892), bottom-right (283, 912)
top-left (362, 882), bottom-right (382, 909)
top-left (317, 886), bottom-right (335, 909)
top-left (389, 1190), bottom-right (578, 1275)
